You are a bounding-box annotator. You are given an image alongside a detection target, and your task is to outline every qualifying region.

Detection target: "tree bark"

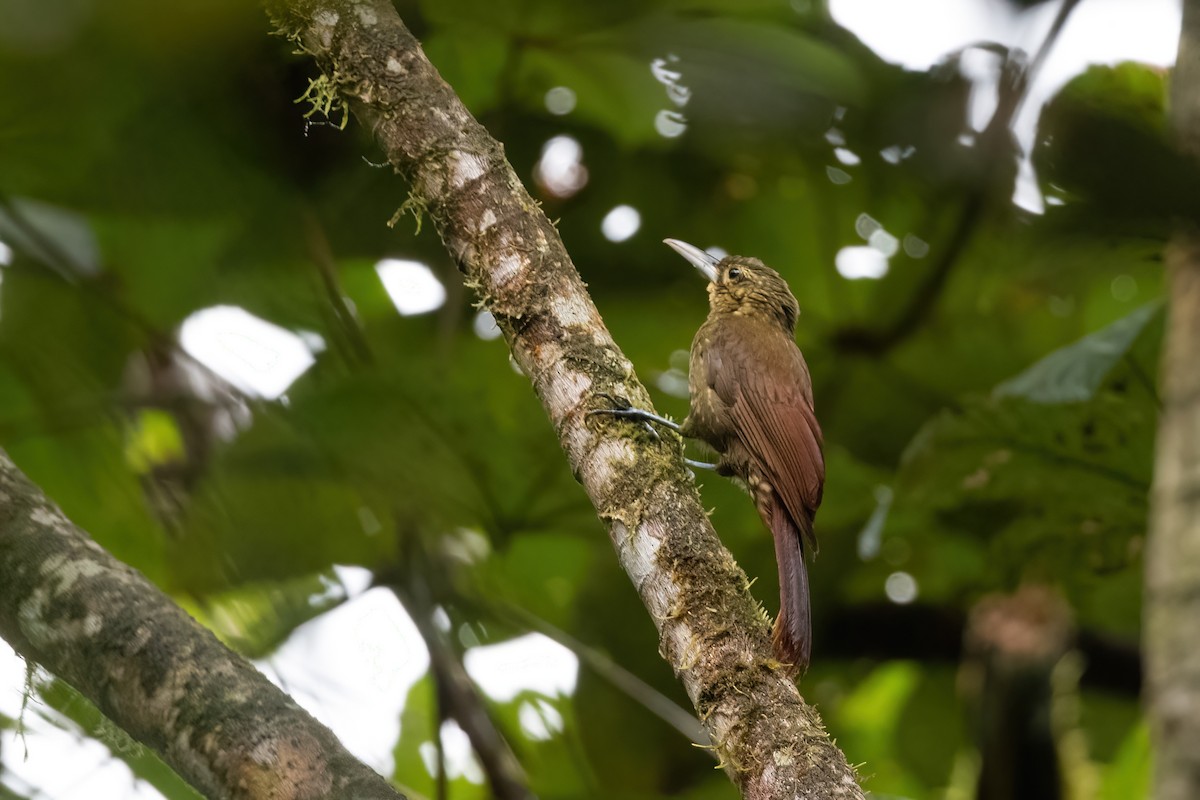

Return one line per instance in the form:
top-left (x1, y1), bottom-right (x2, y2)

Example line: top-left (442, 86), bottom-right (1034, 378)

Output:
top-left (1146, 3), bottom-right (1200, 799)
top-left (0, 449), bottom-right (404, 800)
top-left (962, 587), bottom-right (1074, 800)
top-left (263, 2), bottom-right (864, 798)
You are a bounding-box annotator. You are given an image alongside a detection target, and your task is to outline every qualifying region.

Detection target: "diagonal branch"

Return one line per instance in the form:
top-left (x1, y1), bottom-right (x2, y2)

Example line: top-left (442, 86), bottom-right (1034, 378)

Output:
top-left (0, 449), bottom-right (404, 800)
top-left (263, 2), bottom-right (864, 797)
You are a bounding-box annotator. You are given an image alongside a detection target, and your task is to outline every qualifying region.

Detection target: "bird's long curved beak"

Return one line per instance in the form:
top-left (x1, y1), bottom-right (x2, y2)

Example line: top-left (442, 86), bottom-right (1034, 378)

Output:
top-left (664, 238), bottom-right (720, 283)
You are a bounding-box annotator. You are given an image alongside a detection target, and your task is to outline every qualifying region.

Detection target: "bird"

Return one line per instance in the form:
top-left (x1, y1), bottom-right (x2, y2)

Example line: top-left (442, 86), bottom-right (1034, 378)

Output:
top-left (594, 239), bottom-right (825, 672)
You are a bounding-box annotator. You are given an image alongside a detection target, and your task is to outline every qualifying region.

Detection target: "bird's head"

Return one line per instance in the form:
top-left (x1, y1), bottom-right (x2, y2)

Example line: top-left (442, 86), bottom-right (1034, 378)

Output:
top-left (664, 239), bottom-right (800, 334)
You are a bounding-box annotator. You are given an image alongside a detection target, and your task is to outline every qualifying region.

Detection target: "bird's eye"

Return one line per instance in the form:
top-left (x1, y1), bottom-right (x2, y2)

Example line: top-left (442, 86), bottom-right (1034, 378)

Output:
top-left (727, 267), bottom-right (742, 281)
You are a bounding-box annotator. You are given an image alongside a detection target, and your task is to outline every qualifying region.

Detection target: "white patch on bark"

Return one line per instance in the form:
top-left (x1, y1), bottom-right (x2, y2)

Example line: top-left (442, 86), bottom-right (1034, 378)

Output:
top-left (41, 556), bottom-right (105, 592)
top-left (543, 363), bottom-right (591, 424)
top-left (620, 519), bottom-right (682, 626)
top-left (585, 438), bottom-right (637, 493)
top-left (313, 9), bottom-right (339, 48)
top-left (19, 589), bottom-right (104, 645)
top-left (618, 521), bottom-right (661, 591)
top-left (174, 728), bottom-right (193, 758)
top-left (355, 4), bottom-right (377, 25)
top-left (664, 618), bottom-right (696, 670)
top-left (478, 209), bottom-right (497, 232)
top-left (561, 421), bottom-right (590, 466)
top-left (18, 556), bottom-right (109, 645)
top-left (386, 56), bottom-right (403, 74)
top-left (551, 294), bottom-right (592, 328)
top-left (450, 150), bottom-right (486, 188)
top-left (224, 684), bottom-right (256, 704)
top-left (492, 253), bottom-right (525, 288)
top-left (250, 738), bottom-right (277, 764)
top-left (131, 624), bottom-right (153, 650)
top-left (30, 506), bottom-right (65, 528)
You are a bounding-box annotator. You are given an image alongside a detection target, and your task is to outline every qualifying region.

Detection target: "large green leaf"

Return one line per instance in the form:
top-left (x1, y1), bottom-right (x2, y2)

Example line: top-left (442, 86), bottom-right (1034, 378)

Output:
top-left (891, 304), bottom-right (1160, 615)
top-left (185, 573), bottom-right (348, 659)
top-left (994, 302), bottom-right (1161, 404)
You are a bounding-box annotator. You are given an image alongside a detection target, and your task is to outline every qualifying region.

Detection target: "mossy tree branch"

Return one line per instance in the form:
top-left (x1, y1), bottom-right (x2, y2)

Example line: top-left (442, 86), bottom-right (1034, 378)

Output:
top-left (0, 449), bottom-right (404, 800)
top-left (263, 2), bottom-right (864, 797)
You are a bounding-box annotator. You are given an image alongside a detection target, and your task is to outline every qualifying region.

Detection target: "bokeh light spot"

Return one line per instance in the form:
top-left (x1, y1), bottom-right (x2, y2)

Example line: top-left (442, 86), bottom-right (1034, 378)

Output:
top-left (464, 633), bottom-right (579, 701)
top-left (601, 205), bottom-right (641, 242)
top-left (655, 110), bottom-right (688, 138)
top-left (180, 306), bottom-right (316, 399)
top-left (885, 571), bottom-right (919, 604)
top-left (903, 234), bottom-right (930, 258)
top-left (534, 135), bottom-right (588, 197)
top-left (836, 246), bottom-right (889, 280)
top-left (1111, 274), bottom-right (1138, 302)
top-left (834, 147), bottom-right (861, 165)
top-left (544, 86), bottom-right (576, 115)
top-left (826, 166), bottom-right (852, 185)
top-left (375, 259), bottom-right (446, 316)
top-left (473, 310), bottom-right (502, 340)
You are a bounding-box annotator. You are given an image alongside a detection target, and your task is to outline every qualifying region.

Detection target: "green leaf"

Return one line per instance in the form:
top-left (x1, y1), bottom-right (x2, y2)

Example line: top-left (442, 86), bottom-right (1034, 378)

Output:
top-left (897, 392), bottom-right (1152, 584)
top-left (1035, 63), bottom-right (1193, 222)
top-left (91, 214), bottom-right (241, 328)
top-left (172, 444), bottom-right (394, 591)
top-left (891, 307), bottom-right (1160, 607)
top-left (477, 533), bottom-right (600, 630)
top-left (994, 302), bottom-right (1161, 404)
top-left (1100, 721), bottom-right (1150, 800)
top-left (185, 573), bottom-right (347, 659)
top-left (833, 661), bottom-right (929, 797)
top-left (0, 197), bottom-right (99, 275)
top-left (517, 45), bottom-right (665, 146)
top-left (124, 409), bottom-right (187, 474)
top-left (652, 18), bottom-right (867, 109)
top-left (422, 31), bottom-right (510, 115)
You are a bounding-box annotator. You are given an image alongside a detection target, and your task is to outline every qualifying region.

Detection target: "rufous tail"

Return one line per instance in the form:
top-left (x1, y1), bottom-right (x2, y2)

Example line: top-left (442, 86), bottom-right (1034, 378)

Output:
top-left (768, 499), bottom-right (811, 673)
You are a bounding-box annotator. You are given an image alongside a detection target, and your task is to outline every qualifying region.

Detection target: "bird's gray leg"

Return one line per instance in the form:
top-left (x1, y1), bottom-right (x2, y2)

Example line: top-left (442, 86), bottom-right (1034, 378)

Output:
top-left (587, 393), bottom-right (680, 438)
top-left (685, 458), bottom-right (718, 470)
top-left (589, 406), bottom-right (682, 433)
top-left (589, 395), bottom-right (719, 470)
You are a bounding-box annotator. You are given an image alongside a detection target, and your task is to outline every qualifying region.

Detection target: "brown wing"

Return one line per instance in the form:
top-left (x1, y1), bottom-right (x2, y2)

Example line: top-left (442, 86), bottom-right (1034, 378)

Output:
top-left (706, 324), bottom-right (825, 549)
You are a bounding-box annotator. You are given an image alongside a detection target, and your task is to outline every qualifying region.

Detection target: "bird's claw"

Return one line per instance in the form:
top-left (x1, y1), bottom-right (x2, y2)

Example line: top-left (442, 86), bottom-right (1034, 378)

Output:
top-left (589, 391), bottom-right (633, 412)
top-left (588, 393), bottom-right (682, 439)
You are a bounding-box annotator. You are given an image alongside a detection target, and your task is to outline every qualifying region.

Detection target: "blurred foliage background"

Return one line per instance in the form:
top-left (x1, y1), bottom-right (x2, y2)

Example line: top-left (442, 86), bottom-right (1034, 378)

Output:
top-left (0, 0), bottom-right (1183, 797)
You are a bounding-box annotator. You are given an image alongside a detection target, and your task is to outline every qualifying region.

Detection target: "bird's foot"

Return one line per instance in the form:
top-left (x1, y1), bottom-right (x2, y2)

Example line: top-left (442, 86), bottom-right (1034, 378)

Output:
top-left (588, 393), bottom-right (681, 439)
top-left (591, 395), bottom-right (718, 473)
